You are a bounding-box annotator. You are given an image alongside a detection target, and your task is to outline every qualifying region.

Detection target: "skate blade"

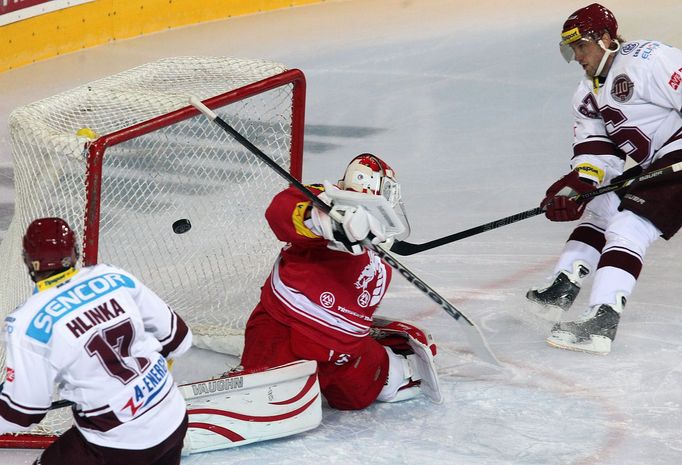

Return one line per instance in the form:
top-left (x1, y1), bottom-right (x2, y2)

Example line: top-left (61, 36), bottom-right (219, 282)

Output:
top-left (546, 332), bottom-right (611, 355)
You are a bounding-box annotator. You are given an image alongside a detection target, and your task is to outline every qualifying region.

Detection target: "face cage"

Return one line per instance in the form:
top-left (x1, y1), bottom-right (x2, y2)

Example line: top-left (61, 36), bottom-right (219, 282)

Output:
top-left (380, 176), bottom-right (401, 208)
top-left (345, 168), bottom-right (400, 207)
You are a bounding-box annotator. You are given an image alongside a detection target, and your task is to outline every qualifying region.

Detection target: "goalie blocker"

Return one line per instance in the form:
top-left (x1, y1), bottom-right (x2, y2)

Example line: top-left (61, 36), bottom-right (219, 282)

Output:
top-left (179, 360), bottom-right (321, 455)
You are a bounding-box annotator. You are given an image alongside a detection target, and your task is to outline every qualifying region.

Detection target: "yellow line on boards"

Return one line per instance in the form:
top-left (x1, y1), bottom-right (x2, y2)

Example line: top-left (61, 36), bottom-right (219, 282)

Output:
top-left (1, 0), bottom-right (325, 72)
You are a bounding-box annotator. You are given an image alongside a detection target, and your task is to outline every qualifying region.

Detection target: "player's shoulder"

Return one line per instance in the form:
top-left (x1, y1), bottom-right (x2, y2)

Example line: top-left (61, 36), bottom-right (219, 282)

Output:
top-left (618, 40), bottom-right (678, 66)
top-left (289, 182), bottom-right (324, 193)
top-left (274, 183), bottom-right (325, 202)
top-left (306, 182), bottom-right (324, 189)
top-left (85, 262), bottom-right (134, 279)
top-left (10, 265), bottom-right (137, 317)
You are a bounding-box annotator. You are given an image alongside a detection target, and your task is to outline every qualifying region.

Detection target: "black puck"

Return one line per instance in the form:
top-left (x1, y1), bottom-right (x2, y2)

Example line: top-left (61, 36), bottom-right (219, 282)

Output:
top-left (172, 218), bottom-right (192, 234)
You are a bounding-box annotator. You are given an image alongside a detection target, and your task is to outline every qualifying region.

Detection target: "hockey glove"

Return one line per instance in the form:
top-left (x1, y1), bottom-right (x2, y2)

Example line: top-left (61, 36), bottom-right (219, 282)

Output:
top-left (310, 205), bottom-right (387, 255)
top-left (541, 170), bottom-right (595, 222)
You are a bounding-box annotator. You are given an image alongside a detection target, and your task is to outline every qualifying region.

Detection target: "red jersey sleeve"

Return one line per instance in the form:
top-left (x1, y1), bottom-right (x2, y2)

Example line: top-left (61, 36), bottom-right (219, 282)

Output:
top-left (265, 184), bottom-right (328, 246)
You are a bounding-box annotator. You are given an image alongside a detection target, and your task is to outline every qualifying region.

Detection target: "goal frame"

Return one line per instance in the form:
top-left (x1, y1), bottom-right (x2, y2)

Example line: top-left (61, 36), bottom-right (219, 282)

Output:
top-left (0, 68), bottom-right (306, 449)
top-left (82, 69), bottom-right (305, 265)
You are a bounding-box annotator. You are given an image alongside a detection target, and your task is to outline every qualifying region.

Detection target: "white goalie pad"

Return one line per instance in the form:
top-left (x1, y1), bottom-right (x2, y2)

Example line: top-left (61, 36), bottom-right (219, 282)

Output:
top-left (323, 181), bottom-right (406, 238)
top-left (178, 360), bottom-right (322, 454)
top-left (405, 337), bottom-right (443, 404)
top-left (372, 316), bottom-right (443, 404)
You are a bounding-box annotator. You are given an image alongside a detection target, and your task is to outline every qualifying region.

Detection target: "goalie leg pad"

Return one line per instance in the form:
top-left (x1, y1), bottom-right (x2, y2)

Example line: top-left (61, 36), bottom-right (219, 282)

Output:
top-left (371, 316), bottom-right (437, 356)
top-left (371, 316), bottom-right (442, 404)
top-left (377, 346), bottom-right (421, 403)
top-left (179, 360), bottom-right (321, 455)
top-left (405, 336), bottom-right (443, 404)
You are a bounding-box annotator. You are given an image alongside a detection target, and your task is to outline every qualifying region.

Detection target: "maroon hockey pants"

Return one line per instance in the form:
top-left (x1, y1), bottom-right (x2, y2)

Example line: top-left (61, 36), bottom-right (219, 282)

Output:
top-left (241, 303), bottom-right (389, 410)
top-left (34, 413), bottom-right (187, 465)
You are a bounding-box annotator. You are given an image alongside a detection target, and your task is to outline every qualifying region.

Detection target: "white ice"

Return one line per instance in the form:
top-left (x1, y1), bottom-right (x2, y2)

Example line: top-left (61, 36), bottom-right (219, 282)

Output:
top-left (1, 0), bottom-right (682, 464)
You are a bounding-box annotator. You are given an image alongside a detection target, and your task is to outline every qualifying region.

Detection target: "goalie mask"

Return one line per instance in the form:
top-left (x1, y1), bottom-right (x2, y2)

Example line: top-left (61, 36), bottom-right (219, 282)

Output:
top-left (337, 153), bottom-right (410, 240)
top-left (23, 217), bottom-right (79, 278)
top-left (338, 153), bottom-right (401, 207)
top-left (559, 3), bottom-right (619, 68)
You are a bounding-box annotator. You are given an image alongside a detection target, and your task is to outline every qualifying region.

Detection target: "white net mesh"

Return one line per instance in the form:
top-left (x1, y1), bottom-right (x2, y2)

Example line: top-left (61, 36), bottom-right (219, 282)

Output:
top-left (0, 57), bottom-right (304, 441)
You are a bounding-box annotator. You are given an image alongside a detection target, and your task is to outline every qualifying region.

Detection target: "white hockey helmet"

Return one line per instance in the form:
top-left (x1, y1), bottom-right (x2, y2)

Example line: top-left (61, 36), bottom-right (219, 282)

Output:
top-left (338, 153), bottom-right (401, 207)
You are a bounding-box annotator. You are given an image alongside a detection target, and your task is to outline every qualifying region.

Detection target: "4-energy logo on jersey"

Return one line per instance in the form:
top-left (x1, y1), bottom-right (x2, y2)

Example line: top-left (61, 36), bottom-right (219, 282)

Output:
top-left (611, 74), bottom-right (634, 103)
top-left (27, 273), bottom-right (136, 343)
top-left (119, 356), bottom-right (170, 420)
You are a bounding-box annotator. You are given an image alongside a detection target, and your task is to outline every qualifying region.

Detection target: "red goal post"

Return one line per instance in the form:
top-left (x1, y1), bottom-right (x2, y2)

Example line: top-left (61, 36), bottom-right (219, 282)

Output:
top-left (0, 57), bottom-right (306, 448)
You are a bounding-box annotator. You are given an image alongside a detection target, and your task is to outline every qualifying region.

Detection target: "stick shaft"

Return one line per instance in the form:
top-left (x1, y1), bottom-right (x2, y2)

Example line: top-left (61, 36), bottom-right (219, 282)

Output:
top-left (391, 160), bottom-right (682, 256)
top-left (189, 97), bottom-right (499, 366)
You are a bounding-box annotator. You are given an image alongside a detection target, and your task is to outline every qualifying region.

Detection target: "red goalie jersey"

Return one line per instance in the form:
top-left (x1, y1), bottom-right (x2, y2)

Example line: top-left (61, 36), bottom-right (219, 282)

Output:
top-left (259, 184), bottom-right (392, 354)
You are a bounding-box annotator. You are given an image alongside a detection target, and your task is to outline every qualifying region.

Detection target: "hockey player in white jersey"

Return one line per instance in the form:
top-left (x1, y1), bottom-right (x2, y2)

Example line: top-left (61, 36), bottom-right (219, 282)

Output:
top-left (0, 217), bottom-right (192, 464)
top-left (529, 3), bottom-right (682, 354)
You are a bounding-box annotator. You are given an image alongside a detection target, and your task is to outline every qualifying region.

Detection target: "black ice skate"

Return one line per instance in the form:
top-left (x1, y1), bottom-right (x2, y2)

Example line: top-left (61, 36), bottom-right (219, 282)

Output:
top-left (546, 302), bottom-right (622, 355)
top-left (526, 261), bottom-right (589, 311)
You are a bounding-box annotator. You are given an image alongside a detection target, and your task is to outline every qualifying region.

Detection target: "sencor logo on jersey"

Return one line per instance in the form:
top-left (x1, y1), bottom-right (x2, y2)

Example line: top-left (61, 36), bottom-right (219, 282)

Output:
top-left (27, 273), bottom-right (136, 343)
top-left (611, 74), bottom-right (634, 103)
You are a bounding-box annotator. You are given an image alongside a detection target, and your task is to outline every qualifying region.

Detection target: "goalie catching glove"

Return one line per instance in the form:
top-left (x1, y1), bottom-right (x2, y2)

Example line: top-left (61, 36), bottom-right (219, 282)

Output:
top-left (311, 204), bottom-right (388, 255)
top-left (541, 169), bottom-right (595, 222)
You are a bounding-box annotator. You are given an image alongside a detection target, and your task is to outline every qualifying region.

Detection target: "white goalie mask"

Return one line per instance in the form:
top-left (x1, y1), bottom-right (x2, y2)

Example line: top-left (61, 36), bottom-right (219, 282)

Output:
top-left (338, 153), bottom-right (401, 207)
top-left (337, 153), bottom-right (410, 240)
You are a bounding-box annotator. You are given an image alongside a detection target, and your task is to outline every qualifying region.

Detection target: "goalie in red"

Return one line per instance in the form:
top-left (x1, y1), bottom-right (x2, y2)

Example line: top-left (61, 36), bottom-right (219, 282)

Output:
top-left (0, 218), bottom-right (192, 465)
top-left (239, 153), bottom-right (442, 409)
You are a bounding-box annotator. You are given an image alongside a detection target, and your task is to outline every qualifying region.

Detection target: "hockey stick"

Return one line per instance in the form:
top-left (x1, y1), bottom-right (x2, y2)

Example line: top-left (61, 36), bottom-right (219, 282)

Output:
top-left (188, 96), bottom-right (500, 367)
top-left (390, 160), bottom-right (682, 256)
top-left (48, 399), bottom-right (73, 410)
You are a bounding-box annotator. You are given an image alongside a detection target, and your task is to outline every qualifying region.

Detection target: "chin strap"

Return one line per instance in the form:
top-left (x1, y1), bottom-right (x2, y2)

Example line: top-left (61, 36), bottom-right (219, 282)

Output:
top-left (593, 39), bottom-right (621, 92)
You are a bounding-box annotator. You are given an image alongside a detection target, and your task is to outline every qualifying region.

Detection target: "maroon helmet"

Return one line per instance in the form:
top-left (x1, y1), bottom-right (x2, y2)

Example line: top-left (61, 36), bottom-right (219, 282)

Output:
top-left (560, 3), bottom-right (618, 62)
top-left (23, 217), bottom-right (78, 274)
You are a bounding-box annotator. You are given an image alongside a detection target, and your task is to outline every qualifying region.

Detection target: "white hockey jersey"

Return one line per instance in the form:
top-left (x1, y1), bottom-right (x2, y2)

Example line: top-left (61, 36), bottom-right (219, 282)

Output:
top-left (0, 264), bottom-right (192, 449)
top-left (569, 40), bottom-right (682, 183)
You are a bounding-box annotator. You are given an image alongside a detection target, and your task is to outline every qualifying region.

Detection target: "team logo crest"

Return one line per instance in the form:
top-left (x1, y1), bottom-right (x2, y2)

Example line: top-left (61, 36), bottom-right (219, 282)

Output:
top-left (355, 261), bottom-right (378, 290)
top-left (334, 353), bottom-right (351, 366)
top-left (357, 290), bottom-right (371, 308)
top-left (611, 74), bottom-right (634, 102)
top-left (320, 292), bottom-right (335, 308)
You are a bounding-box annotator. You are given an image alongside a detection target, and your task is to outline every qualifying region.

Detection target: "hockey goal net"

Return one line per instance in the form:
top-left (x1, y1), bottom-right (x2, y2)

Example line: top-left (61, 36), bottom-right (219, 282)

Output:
top-left (0, 57), bottom-right (305, 447)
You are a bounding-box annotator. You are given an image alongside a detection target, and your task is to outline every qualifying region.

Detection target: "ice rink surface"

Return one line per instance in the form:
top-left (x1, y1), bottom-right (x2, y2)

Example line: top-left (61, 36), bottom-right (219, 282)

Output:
top-left (2, 0), bottom-right (682, 463)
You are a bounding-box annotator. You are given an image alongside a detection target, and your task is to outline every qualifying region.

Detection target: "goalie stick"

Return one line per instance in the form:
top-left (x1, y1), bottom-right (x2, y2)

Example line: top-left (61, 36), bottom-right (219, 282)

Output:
top-left (390, 160), bottom-right (682, 256)
top-left (188, 96), bottom-right (500, 367)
